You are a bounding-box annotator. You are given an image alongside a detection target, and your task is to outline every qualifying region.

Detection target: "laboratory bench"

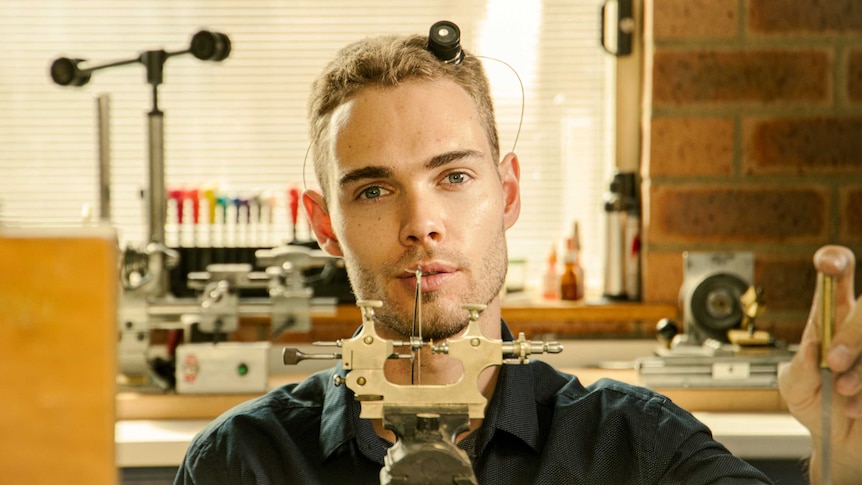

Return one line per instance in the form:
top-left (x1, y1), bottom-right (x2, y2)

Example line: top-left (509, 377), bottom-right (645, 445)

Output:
top-left (116, 366), bottom-right (808, 467)
top-left (116, 413), bottom-right (809, 467)
top-left (117, 301), bottom-right (810, 482)
top-left (117, 369), bottom-right (810, 484)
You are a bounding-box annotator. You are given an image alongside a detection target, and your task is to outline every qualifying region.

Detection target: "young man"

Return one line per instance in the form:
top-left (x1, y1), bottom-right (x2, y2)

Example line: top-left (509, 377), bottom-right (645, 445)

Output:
top-left (175, 32), bottom-right (862, 484)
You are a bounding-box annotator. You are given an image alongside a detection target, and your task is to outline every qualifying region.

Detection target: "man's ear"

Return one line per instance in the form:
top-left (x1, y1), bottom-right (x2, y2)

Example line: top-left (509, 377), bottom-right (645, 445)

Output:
top-left (302, 190), bottom-right (343, 257)
top-left (499, 152), bottom-right (521, 230)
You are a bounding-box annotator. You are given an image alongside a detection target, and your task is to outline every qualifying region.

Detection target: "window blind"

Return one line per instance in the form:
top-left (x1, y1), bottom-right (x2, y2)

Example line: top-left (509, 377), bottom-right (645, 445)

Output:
top-left (0, 0), bottom-right (613, 295)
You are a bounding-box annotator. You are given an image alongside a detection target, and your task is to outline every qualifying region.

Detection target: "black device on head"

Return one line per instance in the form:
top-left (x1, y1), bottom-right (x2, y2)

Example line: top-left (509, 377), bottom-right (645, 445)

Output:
top-left (427, 20), bottom-right (464, 65)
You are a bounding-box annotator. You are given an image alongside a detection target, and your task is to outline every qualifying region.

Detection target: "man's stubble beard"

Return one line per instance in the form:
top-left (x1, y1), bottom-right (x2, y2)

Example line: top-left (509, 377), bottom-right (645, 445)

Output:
top-left (343, 228), bottom-right (508, 340)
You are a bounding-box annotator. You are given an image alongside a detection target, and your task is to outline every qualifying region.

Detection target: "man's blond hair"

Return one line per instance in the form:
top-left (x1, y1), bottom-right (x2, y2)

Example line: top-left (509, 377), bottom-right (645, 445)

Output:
top-left (308, 33), bottom-right (500, 199)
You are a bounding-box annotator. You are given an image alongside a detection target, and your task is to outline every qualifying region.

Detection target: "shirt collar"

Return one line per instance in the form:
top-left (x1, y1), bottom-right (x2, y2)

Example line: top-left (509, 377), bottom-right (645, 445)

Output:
top-left (319, 359), bottom-right (388, 464)
top-left (319, 366), bottom-right (355, 460)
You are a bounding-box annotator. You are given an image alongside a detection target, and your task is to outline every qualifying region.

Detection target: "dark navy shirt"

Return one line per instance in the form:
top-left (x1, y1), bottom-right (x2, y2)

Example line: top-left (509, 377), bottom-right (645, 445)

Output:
top-left (175, 325), bottom-right (772, 485)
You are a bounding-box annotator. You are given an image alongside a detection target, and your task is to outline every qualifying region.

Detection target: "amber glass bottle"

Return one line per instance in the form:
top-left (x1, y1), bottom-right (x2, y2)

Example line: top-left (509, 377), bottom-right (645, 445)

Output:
top-left (560, 237), bottom-right (581, 301)
top-left (560, 223), bottom-right (585, 301)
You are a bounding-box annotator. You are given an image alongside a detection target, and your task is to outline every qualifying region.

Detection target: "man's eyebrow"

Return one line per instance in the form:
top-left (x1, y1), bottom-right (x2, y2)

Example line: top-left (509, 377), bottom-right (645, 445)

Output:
top-left (338, 166), bottom-right (392, 188)
top-left (337, 150), bottom-right (485, 189)
top-left (426, 149), bottom-right (485, 170)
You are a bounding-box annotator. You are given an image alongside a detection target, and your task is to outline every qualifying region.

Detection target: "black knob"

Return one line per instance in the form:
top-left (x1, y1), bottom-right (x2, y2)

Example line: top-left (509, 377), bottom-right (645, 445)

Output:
top-left (50, 57), bottom-right (91, 86)
top-left (427, 20), bottom-right (464, 65)
top-left (190, 30), bottom-right (231, 62)
top-left (656, 318), bottom-right (679, 344)
top-left (283, 348), bottom-right (305, 365)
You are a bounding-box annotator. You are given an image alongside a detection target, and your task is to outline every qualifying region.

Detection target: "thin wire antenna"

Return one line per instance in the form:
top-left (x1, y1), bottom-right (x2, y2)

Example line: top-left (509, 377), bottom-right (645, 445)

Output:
top-left (301, 143), bottom-right (312, 190)
top-left (475, 55), bottom-right (526, 155)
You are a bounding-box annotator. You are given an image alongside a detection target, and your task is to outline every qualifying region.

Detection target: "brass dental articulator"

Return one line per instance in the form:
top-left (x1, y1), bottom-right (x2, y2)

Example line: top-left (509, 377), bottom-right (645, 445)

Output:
top-left (283, 268), bottom-right (563, 485)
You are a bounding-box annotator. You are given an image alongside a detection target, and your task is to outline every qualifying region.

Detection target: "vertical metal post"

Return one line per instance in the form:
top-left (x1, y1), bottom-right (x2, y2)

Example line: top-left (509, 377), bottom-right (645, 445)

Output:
top-left (147, 99), bottom-right (169, 297)
top-left (148, 109), bottom-right (165, 246)
top-left (96, 94), bottom-right (111, 223)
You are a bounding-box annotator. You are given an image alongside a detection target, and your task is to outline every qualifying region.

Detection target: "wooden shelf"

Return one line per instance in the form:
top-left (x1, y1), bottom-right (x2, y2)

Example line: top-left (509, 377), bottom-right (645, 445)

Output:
top-left (501, 299), bottom-right (678, 323)
top-left (233, 300), bottom-right (679, 343)
top-left (502, 300), bottom-right (679, 339)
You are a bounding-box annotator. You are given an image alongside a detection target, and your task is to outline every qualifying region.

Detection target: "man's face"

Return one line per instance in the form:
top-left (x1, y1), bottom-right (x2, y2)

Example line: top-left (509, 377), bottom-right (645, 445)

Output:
top-left (306, 78), bottom-right (520, 340)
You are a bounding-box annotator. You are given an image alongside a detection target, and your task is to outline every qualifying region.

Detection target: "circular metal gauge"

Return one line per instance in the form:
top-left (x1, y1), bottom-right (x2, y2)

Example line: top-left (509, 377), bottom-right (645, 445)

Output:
top-left (689, 273), bottom-right (749, 341)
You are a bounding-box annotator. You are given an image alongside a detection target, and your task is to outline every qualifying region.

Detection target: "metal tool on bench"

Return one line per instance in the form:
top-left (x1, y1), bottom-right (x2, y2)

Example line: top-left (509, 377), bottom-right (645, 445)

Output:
top-left (283, 269), bottom-right (564, 485)
top-left (51, 32), bottom-right (340, 394)
top-left (170, 247), bottom-right (340, 394)
top-left (119, 243), bottom-right (342, 393)
top-left (636, 252), bottom-right (794, 389)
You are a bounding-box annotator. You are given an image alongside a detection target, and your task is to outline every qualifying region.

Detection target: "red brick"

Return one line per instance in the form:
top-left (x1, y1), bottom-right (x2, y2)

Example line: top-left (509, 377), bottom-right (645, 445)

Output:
top-left (760, 250), bottom-right (862, 341)
top-left (642, 250), bottom-right (684, 304)
top-left (654, 0), bottom-right (738, 40)
top-left (749, 0), bottom-right (862, 34)
top-left (653, 50), bottom-right (830, 105)
top-left (758, 314), bottom-right (806, 344)
top-left (754, 254), bottom-right (818, 312)
top-left (840, 187), bottom-right (862, 242)
top-left (849, 50), bottom-right (862, 102)
top-left (649, 185), bottom-right (828, 244)
top-left (743, 117), bottom-right (862, 174)
top-left (650, 117), bottom-right (734, 177)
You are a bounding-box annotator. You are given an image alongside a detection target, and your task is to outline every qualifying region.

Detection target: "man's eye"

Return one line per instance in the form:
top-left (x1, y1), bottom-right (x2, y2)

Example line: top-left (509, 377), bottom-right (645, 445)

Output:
top-left (446, 172), bottom-right (469, 184)
top-left (359, 186), bottom-right (384, 200)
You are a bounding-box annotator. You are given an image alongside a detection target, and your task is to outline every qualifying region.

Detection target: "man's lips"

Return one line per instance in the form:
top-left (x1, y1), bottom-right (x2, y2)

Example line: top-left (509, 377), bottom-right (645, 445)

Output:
top-left (398, 263), bottom-right (457, 292)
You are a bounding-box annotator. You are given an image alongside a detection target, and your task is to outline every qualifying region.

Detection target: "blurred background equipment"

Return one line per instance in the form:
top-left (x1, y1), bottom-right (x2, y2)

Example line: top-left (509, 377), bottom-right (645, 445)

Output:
top-left (637, 252), bottom-right (793, 389)
top-left (681, 252), bottom-right (754, 345)
top-left (51, 31), bottom-right (345, 394)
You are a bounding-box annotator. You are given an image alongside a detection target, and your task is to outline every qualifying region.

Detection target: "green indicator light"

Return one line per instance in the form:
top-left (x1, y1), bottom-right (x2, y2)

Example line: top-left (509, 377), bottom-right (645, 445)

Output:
top-left (237, 363), bottom-right (249, 376)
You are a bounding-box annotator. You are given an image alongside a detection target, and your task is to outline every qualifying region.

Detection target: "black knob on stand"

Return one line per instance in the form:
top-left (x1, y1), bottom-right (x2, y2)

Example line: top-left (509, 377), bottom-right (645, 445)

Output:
top-left (190, 30), bottom-right (231, 62)
top-left (656, 318), bottom-right (679, 349)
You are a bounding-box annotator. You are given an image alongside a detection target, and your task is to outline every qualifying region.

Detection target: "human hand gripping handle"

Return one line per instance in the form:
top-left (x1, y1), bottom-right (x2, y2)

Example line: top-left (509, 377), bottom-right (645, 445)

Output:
top-left (778, 246), bottom-right (862, 484)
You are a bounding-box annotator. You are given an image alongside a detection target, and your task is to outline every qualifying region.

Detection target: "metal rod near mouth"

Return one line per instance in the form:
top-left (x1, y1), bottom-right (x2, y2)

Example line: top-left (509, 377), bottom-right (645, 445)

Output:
top-left (411, 266), bottom-right (422, 385)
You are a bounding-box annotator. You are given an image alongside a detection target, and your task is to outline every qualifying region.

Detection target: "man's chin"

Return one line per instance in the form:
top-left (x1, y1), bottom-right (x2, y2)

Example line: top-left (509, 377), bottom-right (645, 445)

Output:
top-left (371, 303), bottom-right (468, 341)
top-left (423, 322), bottom-right (469, 341)
top-left (410, 306), bottom-right (471, 340)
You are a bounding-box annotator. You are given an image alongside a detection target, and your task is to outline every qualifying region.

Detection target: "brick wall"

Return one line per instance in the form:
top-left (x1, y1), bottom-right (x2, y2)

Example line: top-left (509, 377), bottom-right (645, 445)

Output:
top-left (643, 0), bottom-right (862, 342)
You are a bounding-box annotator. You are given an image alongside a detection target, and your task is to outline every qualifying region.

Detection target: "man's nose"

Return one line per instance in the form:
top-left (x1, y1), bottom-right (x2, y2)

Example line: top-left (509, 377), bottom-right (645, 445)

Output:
top-left (399, 189), bottom-right (444, 247)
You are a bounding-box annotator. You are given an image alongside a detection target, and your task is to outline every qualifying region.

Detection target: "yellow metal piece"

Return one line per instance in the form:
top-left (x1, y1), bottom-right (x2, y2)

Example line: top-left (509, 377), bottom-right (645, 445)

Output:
top-left (819, 272), bottom-right (835, 485)
top-left (820, 274), bottom-right (834, 368)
